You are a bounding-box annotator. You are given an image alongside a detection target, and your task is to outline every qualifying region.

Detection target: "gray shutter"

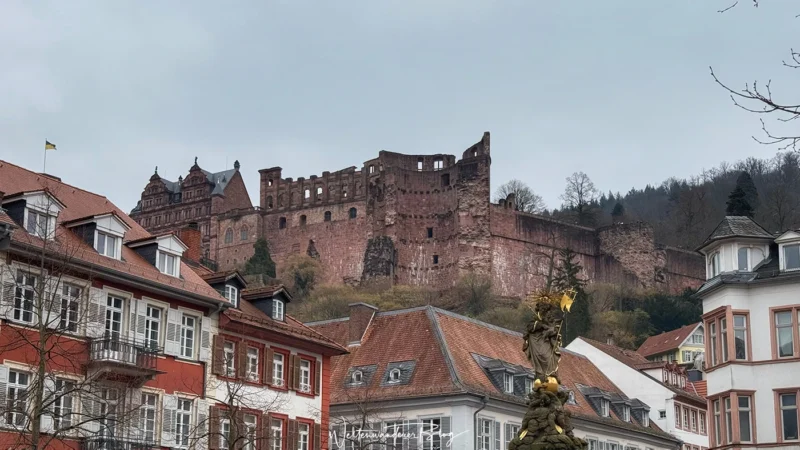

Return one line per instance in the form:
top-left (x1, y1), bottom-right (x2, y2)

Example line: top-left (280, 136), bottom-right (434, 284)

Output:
top-left (0, 366), bottom-right (7, 427)
top-left (441, 417), bottom-right (451, 448)
top-left (199, 316), bottom-right (212, 362)
top-left (505, 424), bottom-right (511, 449)
top-left (40, 377), bottom-right (56, 433)
top-left (86, 289), bottom-right (106, 338)
top-left (161, 394), bottom-right (178, 445)
top-left (79, 387), bottom-right (100, 433)
top-left (0, 272), bottom-right (15, 320)
top-left (494, 421), bottom-right (500, 450)
top-left (406, 420), bottom-right (418, 450)
top-left (195, 398), bottom-right (209, 448)
top-left (128, 389), bottom-right (143, 440)
top-left (164, 309), bottom-right (182, 357)
top-left (43, 287), bottom-right (61, 329)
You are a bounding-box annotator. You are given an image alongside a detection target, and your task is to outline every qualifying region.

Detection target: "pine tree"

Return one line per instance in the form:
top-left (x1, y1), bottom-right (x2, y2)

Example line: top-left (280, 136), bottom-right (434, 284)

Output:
top-left (244, 238), bottom-right (277, 279)
top-left (726, 186), bottom-right (754, 217)
top-left (611, 202), bottom-right (625, 222)
top-left (552, 248), bottom-right (591, 345)
top-left (735, 171), bottom-right (760, 213)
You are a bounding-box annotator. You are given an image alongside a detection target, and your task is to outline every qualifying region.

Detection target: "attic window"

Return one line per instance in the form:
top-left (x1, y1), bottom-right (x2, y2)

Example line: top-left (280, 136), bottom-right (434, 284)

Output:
top-left (388, 369), bottom-right (401, 383)
top-left (524, 378), bottom-right (532, 394)
top-left (784, 244), bottom-right (800, 270)
top-left (96, 232), bottom-right (119, 259)
top-left (567, 391), bottom-right (577, 405)
top-left (641, 413), bottom-right (649, 427)
top-left (157, 251), bottom-right (179, 277)
top-left (272, 299), bottom-right (284, 321)
top-left (503, 373), bottom-right (513, 394)
top-left (225, 285), bottom-right (238, 306)
top-left (600, 399), bottom-right (610, 417)
top-left (351, 371), bottom-right (363, 384)
top-left (622, 405), bottom-right (631, 422)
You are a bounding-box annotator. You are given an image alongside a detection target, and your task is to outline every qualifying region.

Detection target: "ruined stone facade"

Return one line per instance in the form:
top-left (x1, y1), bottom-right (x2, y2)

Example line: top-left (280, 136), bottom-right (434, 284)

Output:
top-left (134, 133), bottom-right (705, 297)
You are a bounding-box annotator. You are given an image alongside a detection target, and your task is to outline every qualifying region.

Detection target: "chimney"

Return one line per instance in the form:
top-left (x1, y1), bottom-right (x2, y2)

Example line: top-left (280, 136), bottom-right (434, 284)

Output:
top-left (606, 333), bottom-right (615, 346)
top-left (348, 303), bottom-right (378, 345)
top-left (178, 224), bottom-right (202, 263)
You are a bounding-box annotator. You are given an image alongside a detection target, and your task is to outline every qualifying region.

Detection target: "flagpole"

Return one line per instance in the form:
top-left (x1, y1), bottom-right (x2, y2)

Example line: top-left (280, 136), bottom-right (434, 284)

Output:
top-left (43, 139), bottom-right (47, 174)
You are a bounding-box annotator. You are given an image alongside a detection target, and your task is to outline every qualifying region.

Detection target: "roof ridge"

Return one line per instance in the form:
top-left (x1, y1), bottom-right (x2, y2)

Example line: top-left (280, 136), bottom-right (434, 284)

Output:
top-left (426, 306), bottom-right (465, 393)
top-left (0, 160), bottom-right (113, 204)
top-left (304, 316), bottom-right (349, 326)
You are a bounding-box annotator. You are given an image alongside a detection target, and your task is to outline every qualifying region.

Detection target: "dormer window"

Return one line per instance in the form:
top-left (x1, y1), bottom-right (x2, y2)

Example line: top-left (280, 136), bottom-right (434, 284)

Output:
top-left (567, 391), bottom-right (576, 405)
top-left (708, 251), bottom-right (720, 277)
top-left (96, 232), bottom-right (119, 258)
top-left (784, 244), bottom-right (800, 271)
top-left (600, 399), bottom-right (610, 417)
top-left (26, 209), bottom-right (53, 238)
top-left (622, 405), bottom-right (631, 422)
top-left (272, 299), bottom-right (284, 321)
top-left (224, 285), bottom-right (238, 306)
top-left (157, 251), bottom-right (178, 277)
top-left (524, 378), bottom-right (532, 393)
top-left (352, 370), bottom-right (363, 384)
top-left (641, 413), bottom-right (649, 427)
top-left (503, 373), bottom-right (514, 393)
top-left (388, 368), bottom-right (401, 383)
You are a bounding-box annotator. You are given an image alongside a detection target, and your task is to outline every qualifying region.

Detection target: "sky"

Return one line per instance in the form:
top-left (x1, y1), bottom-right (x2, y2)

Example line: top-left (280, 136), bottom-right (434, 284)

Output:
top-left (0, 1), bottom-right (796, 211)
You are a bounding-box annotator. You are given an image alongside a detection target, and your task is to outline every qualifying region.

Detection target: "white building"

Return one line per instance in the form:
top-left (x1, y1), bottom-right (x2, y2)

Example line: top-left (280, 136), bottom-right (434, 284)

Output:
top-left (567, 337), bottom-right (708, 450)
top-left (308, 304), bottom-right (682, 450)
top-left (696, 216), bottom-right (800, 450)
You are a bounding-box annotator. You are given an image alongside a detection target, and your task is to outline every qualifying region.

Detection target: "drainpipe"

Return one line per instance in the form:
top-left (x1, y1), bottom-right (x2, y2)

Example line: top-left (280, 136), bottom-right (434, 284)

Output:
top-left (473, 395), bottom-right (489, 450)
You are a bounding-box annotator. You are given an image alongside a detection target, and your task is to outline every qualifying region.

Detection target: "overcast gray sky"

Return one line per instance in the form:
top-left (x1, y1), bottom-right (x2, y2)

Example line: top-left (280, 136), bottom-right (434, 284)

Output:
top-left (1, 1), bottom-right (796, 211)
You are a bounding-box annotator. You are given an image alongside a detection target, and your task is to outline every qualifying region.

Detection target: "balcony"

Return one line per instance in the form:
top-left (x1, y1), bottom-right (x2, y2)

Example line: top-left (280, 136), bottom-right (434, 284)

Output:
top-left (82, 437), bottom-right (158, 450)
top-left (87, 336), bottom-right (161, 385)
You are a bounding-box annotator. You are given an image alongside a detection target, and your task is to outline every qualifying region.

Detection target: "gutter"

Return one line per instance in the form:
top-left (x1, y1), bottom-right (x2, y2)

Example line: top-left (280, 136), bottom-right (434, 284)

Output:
top-left (473, 395), bottom-right (489, 450)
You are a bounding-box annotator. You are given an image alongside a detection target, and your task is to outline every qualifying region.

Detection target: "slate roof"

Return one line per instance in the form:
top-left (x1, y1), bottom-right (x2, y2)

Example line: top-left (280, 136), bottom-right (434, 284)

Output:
top-left (578, 338), bottom-right (707, 406)
top-left (0, 160), bottom-right (226, 303)
top-left (308, 306), bottom-right (677, 442)
top-left (693, 246), bottom-right (800, 296)
top-left (637, 323), bottom-right (701, 358)
top-left (697, 216), bottom-right (774, 251)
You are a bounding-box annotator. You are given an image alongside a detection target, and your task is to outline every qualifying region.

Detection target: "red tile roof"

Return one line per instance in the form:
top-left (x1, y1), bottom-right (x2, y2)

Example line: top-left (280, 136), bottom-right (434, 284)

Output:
top-left (309, 307), bottom-right (676, 441)
top-left (0, 209), bottom-right (16, 227)
top-left (241, 284), bottom-right (292, 301)
top-left (689, 380), bottom-right (707, 399)
top-left (637, 323), bottom-right (701, 358)
top-left (0, 160), bottom-right (226, 303)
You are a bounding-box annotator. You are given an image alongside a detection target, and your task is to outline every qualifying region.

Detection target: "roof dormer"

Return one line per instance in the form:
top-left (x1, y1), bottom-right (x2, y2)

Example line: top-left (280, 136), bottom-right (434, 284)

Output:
top-left (1, 190), bottom-right (64, 240)
top-left (63, 212), bottom-right (130, 260)
top-left (126, 233), bottom-right (188, 278)
top-left (774, 230), bottom-right (800, 271)
top-left (697, 216), bottom-right (773, 280)
top-left (241, 284), bottom-right (293, 321)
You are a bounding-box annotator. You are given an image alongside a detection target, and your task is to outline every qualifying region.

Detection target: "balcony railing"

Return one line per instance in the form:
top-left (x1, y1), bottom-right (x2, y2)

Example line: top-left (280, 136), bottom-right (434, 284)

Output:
top-left (88, 336), bottom-right (159, 371)
top-left (82, 437), bottom-right (158, 450)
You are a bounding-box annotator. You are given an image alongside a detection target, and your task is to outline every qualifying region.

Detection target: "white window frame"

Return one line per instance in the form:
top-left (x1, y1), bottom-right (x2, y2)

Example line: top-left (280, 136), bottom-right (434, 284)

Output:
top-left (478, 418), bottom-right (492, 450)
top-left (733, 314), bottom-right (748, 360)
top-left (7, 370), bottom-right (30, 428)
top-left (271, 418), bottom-right (283, 450)
top-left (145, 305), bottom-right (162, 350)
top-left (776, 311), bottom-right (795, 358)
top-left (524, 378), bottom-right (532, 393)
top-left (388, 368), bottom-right (401, 383)
top-left (175, 398), bottom-right (193, 448)
top-left (224, 341), bottom-right (236, 377)
top-left (180, 313), bottom-right (197, 359)
top-left (298, 422), bottom-right (310, 450)
top-left (600, 399), bottom-right (610, 417)
top-left (53, 378), bottom-right (75, 429)
top-left (25, 208), bottom-right (55, 239)
top-left (95, 231), bottom-right (120, 259)
top-left (421, 417), bottom-right (443, 450)
top-left (273, 299), bottom-right (284, 320)
top-left (622, 405), bottom-right (630, 422)
top-left (299, 359), bottom-right (312, 393)
top-left (157, 250), bottom-right (179, 277)
top-left (244, 413), bottom-right (258, 450)
top-left (708, 251), bottom-right (720, 277)
top-left (220, 419), bottom-right (231, 449)
top-left (60, 284), bottom-right (81, 333)
top-left (691, 331), bottom-right (704, 344)
top-left (247, 347), bottom-right (259, 382)
top-left (737, 246), bottom-right (749, 271)
top-left (503, 373), bottom-right (514, 394)
top-left (141, 392), bottom-right (159, 443)
top-left (273, 353), bottom-right (285, 386)
top-left (13, 271), bottom-right (37, 324)
top-left (225, 285), bottom-right (238, 306)
top-left (784, 243), bottom-right (800, 271)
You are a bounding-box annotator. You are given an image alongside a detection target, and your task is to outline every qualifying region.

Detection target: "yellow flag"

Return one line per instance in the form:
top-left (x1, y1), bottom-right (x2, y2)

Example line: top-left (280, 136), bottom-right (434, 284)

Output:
top-left (45, 140), bottom-right (56, 151)
top-left (560, 290), bottom-right (575, 312)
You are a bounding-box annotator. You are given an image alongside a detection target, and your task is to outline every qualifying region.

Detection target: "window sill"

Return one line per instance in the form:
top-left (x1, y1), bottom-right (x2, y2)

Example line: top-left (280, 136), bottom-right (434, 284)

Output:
top-left (296, 388), bottom-right (315, 399)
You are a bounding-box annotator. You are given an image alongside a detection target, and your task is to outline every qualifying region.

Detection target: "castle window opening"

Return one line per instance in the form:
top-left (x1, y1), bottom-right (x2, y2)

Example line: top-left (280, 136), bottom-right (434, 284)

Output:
top-left (434, 158), bottom-right (443, 171)
top-left (349, 208), bottom-right (357, 219)
top-left (427, 228), bottom-right (433, 238)
top-left (316, 186), bottom-right (323, 199)
top-left (369, 165), bottom-right (375, 174)
top-left (279, 217), bottom-right (287, 229)
top-left (241, 226), bottom-right (249, 241)
top-left (343, 187), bottom-right (348, 198)
top-left (473, 150), bottom-right (477, 157)
top-left (268, 179), bottom-right (273, 187)
top-left (224, 228), bottom-right (233, 244)
top-left (441, 174), bottom-right (450, 187)
top-left (267, 196), bottom-right (273, 209)
top-left (304, 189), bottom-right (310, 199)
top-left (324, 211), bottom-right (332, 222)
top-left (433, 255), bottom-right (439, 265)
top-left (300, 215), bottom-right (307, 226)
top-left (417, 158), bottom-right (423, 171)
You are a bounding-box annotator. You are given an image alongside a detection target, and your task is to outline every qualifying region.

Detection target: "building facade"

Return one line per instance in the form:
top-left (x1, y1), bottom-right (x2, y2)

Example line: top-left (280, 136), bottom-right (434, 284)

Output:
top-left (308, 304), bottom-right (682, 450)
top-left (637, 323), bottom-right (706, 366)
top-left (567, 338), bottom-right (709, 450)
top-left (696, 216), bottom-right (800, 450)
top-left (132, 133), bottom-right (705, 298)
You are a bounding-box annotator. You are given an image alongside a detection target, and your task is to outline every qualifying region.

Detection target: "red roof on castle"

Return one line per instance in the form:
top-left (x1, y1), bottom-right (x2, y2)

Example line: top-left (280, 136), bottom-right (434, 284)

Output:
top-left (637, 323), bottom-right (701, 358)
top-left (308, 306), bottom-right (676, 441)
top-left (0, 160), bottom-right (226, 303)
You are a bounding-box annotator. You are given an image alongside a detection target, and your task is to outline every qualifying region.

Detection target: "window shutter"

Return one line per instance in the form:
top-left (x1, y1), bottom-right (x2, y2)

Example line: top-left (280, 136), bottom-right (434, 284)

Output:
top-left (494, 421), bottom-right (500, 450)
top-left (265, 348), bottom-right (275, 386)
top-left (293, 355), bottom-right (301, 390)
top-left (236, 410), bottom-right (247, 450)
top-left (212, 335), bottom-right (226, 375)
top-left (164, 309), bottom-right (182, 356)
top-left (40, 377), bottom-right (56, 433)
top-left (288, 355), bottom-right (296, 390)
top-left (441, 417), bottom-right (451, 445)
top-left (260, 413), bottom-right (273, 450)
top-left (79, 386), bottom-right (100, 433)
top-left (196, 398), bottom-right (209, 448)
top-left (162, 394), bottom-right (178, 445)
top-left (406, 421), bottom-right (418, 450)
top-left (199, 316), bottom-right (212, 362)
top-left (505, 424), bottom-right (511, 448)
top-left (43, 288), bottom-right (61, 329)
top-left (237, 343), bottom-right (248, 380)
top-left (315, 360), bottom-right (321, 396)
top-left (288, 419), bottom-right (298, 450)
top-left (314, 423), bottom-right (321, 450)
top-left (127, 388), bottom-right (144, 440)
top-left (135, 300), bottom-right (148, 345)
top-left (0, 280), bottom-right (14, 320)
top-left (85, 289), bottom-right (107, 338)
top-left (0, 366), bottom-right (7, 427)
top-left (210, 406), bottom-right (221, 450)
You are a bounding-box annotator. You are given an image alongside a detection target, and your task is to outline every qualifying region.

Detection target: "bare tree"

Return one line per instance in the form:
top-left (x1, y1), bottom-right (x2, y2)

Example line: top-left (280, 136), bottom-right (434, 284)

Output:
top-left (712, 1), bottom-right (800, 149)
top-left (324, 384), bottom-right (411, 450)
top-left (0, 188), bottom-right (144, 450)
top-left (560, 172), bottom-right (599, 226)
top-left (494, 180), bottom-right (546, 214)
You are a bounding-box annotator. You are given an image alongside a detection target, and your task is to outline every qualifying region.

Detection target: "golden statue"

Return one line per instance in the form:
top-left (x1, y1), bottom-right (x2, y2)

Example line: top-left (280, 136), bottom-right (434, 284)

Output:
top-left (522, 289), bottom-right (576, 389)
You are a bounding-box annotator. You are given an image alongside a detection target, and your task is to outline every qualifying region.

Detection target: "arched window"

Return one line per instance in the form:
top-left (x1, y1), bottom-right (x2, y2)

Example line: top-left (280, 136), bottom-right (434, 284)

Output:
top-left (304, 189), bottom-right (310, 199)
top-left (279, 217), bottom-right (287, 229)
top-left (224, 228), bottom-right (233, 244)
top-left (388, 368), bottom-right (401, 383)
top-left (352, 371), bottom-right (363, 384)
top-left (300, 215), bottom-right (307, 226)
top-left (324, 211), bottom-right (332, 222)
top-left (349, 208), bottom-right (357, 219)
top-left (266, 196), bottom-right (273, 209)
top-left (316, 186), bottom-right (323, 199)
top-left (240, 226), bottom-right (248, 241)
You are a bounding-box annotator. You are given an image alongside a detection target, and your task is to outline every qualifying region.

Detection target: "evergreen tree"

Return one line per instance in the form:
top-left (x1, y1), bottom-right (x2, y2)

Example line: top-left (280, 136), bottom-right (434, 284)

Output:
top-left (244, 238), bottom-right (277, 279)
top-left (726, 186), bottom-right (754, 217)
top-left (552, 248), bottom-right (591, 345)
top-left (736, 171), bottom-right (760, 213)
top-left (611, 202), bottom-right (625, 221)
